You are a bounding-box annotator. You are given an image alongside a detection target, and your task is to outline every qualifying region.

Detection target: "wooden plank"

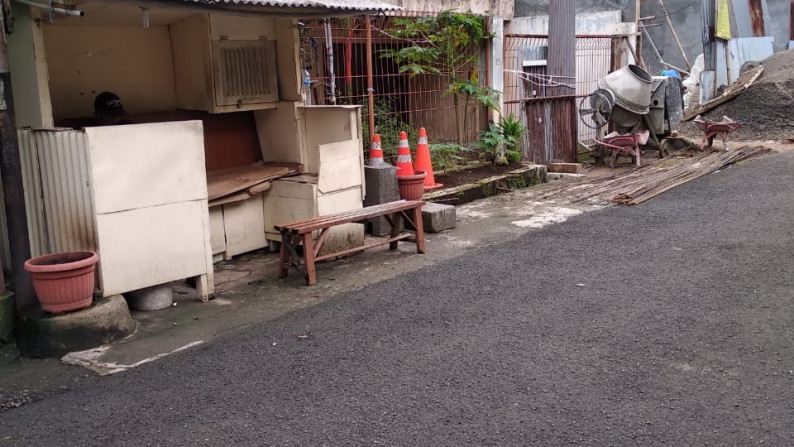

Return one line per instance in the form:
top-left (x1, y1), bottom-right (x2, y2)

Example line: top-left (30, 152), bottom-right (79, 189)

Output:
top-left (247, 181), bottom-right (271, 195)
top-left (314, 234), bottom-right (412, 262)
top-left (207, 165), bottom-right (288, 201)
top-left (206, 162), bottom-right (301, 201)
top-left (683, 66), bottom-right (764, 121)
top-left (278, 201), bottom-right (426, 234)
top-left (274, 200), bottom-right (422, 231)
top-left (208, 191), bottom-right (250, 208)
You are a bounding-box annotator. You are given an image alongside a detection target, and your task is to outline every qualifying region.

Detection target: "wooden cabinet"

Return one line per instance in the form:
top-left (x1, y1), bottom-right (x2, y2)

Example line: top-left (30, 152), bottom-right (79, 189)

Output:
top-left (170, 14), bottom-right (278, 113)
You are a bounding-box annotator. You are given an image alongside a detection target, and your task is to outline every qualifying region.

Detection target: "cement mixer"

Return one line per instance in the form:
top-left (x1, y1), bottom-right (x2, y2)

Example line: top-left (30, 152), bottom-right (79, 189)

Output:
top-left (579, 64), bottom-right (685, 164)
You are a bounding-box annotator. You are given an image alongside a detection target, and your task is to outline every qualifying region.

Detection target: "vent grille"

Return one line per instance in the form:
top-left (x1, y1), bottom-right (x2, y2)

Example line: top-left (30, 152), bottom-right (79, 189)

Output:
top-left (214, 40), bottom-right (278, 107)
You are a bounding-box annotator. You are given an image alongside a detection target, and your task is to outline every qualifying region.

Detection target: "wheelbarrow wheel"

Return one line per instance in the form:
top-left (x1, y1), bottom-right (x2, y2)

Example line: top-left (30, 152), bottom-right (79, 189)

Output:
top-left (706, 136), bottom-right (714, 148)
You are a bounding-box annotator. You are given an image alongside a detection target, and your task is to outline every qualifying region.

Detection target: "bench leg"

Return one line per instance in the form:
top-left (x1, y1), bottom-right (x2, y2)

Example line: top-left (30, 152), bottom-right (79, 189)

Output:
top-left (389, 212), bottom-right (402, 250)
top-left (303, 234), bottom-right (317, 286)
top-left (278, 233), bottom-right (290, 279)
top-left (413, 206), bottom-right (426, 254)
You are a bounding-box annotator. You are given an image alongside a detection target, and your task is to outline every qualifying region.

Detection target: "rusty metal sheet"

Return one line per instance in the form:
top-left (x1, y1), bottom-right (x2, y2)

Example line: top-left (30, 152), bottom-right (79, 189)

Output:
top-left (749, 0), bottom-right (766, 36)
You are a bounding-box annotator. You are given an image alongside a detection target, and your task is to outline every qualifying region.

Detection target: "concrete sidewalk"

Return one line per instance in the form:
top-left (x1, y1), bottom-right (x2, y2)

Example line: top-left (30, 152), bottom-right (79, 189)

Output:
top-left (1, 140), bottom-right (789, 410)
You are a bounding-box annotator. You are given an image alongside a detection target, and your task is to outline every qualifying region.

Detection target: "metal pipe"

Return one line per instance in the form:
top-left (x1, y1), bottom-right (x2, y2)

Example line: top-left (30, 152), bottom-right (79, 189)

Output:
top-left (12, 0), bottom-right (84, 17)
top-left (323, 18), bottom-right (336, 105)
top-left (365, 15), bottom-right (374, 142)
top-left (0, 7), bottom-right (34, 310)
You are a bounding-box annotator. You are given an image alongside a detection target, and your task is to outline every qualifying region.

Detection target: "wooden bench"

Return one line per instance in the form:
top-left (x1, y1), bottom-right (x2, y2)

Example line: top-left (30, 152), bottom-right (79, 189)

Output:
top-left (275, 200), bottom-right (426, 285)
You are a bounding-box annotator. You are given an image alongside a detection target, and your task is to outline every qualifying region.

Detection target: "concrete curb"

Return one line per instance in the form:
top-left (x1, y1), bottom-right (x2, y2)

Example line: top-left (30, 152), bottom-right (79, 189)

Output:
top-left (423, 165), bottom-right (547, 206)
top-left (0, 291), bottom-right (14, 343)
top-left (15, 295), bottom-right (136, 358)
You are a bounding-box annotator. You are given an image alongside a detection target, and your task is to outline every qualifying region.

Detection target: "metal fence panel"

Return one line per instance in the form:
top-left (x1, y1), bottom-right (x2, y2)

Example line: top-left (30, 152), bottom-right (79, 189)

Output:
top-left (299, 14), bottom-right (486, 159)
top-left (503, 34), bottom-right (613, 163)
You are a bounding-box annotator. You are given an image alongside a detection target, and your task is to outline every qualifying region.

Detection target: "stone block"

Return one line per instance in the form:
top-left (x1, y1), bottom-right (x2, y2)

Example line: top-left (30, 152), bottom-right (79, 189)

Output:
top-left (549, 163), bottom-right (583, 174)
top-left (16, 295), bottom-right (136, 358)
top-left (364, 165), bottom-right (399, 205)
top-left (364, 165), bottom-right (401, 236)
top-left (422, 202), bottom-right (456, 233)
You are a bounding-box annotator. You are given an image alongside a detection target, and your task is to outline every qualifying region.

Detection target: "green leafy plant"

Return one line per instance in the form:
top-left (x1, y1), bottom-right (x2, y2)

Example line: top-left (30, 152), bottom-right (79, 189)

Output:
top-left (380, 11), bottom-right (494, 145)
top-left (474, 115), bottom-right (527, 165)
top-left (498, 114), bottom-right (526, 163)
top-left (361, 97), bottom-right (418, 158)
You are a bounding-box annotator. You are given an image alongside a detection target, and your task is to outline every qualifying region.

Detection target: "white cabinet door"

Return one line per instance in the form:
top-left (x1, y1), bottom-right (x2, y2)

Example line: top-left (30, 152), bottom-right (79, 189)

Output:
top-left (85, 121), bottom-right (208, 214)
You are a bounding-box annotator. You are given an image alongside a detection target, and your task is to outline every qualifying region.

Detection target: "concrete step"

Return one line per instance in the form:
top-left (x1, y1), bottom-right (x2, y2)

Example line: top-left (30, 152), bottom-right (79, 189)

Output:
top-left (422, 202), bottom-right (456, 233)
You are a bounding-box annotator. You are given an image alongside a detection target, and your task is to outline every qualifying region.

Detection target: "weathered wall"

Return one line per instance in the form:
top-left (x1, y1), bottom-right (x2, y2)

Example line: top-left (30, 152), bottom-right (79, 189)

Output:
top-left (506, 10), bottom-right (622, 35)
top-left (514, 0), bottom-right (789, 75)
top-left (392, 0), bottom-right (514, 18)
top-left (514, 0), bottom-right (634, 22)
top-left (641, 0), bottom-right (788, 74)
top-left (43, 25), bottom-right (177, 120)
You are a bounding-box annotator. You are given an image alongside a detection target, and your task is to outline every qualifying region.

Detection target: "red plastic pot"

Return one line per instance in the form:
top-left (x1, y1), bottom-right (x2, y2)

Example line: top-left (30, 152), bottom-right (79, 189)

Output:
top-left (24, 251), bottom-right (98, 314)
top-left (397, 170), bottom-right (427, 201)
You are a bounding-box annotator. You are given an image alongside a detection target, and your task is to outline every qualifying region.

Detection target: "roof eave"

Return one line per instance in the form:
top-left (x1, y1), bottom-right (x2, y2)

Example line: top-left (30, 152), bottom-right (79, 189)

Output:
top-left (126, 0), bottom-right (402, 18)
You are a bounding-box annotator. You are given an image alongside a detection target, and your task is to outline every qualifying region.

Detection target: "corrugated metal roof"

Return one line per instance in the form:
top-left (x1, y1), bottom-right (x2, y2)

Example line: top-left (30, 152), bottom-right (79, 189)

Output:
top-left (182, 0), bottom-right (402, 12)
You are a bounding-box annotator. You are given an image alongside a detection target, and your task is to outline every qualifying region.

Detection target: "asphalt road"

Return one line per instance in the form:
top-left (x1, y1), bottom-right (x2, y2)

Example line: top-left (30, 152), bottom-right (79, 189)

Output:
top-left (2, 150), bottom-right (793, 446)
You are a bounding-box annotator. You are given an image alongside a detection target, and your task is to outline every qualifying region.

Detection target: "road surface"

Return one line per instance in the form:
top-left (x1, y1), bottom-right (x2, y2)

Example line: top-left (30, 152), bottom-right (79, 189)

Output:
top-left (1, 150), bottom-right (793, 446)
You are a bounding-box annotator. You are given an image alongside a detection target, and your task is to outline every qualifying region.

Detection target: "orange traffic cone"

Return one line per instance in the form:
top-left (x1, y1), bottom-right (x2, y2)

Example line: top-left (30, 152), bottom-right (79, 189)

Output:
top-left (369, 134), bottom-right (389, 167)
top-left (413, 127), bottom-right (443, 190)
top-left (395, 131), bottom-right (415, 176)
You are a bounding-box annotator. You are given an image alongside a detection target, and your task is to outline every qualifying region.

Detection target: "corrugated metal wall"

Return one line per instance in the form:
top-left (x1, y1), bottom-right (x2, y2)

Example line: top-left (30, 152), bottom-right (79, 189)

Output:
top-left (34, 130), bottom-right (95, 254)
top-left (0, 129), bottom-right (94, 271)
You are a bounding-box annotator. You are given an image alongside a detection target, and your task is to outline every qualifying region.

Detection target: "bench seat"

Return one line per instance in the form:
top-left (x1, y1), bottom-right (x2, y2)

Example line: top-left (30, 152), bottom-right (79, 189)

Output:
top-left (275, 200), bottom-right (426, 285)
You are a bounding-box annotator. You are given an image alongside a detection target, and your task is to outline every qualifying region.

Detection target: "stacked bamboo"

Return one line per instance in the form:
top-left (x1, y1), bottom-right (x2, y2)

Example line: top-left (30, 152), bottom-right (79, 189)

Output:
top-left (523, 146), bottom-right (772, 206)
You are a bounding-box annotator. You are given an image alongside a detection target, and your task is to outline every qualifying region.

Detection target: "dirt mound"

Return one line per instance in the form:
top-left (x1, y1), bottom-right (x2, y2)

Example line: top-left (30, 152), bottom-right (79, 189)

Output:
top-left (698, 49), bottom-right (794, 141)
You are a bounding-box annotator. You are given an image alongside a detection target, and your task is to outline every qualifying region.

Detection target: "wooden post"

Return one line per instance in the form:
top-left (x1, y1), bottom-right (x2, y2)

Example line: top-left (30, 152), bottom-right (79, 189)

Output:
top-left (0, 6), bottom-right (34, 309)
top-left (635, 0), bottom-right (643, 67)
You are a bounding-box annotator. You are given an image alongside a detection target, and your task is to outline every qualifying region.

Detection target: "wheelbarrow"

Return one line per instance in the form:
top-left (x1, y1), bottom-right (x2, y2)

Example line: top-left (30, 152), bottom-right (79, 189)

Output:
top-left (693, 115), bottom-right (743, 151)
top-left (595, 130), bottom-right (650, 168)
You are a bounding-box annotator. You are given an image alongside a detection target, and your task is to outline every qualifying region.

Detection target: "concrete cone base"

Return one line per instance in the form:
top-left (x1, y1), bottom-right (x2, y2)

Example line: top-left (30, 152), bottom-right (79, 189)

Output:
top-left (16, 295), bottom-right (136, 358)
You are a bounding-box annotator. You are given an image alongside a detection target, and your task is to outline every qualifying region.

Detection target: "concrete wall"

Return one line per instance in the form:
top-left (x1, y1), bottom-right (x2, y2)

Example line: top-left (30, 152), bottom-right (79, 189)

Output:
top-left (391, 0), bottom-right (514, 18)
top-left (514, 0), bottom-right (634, 22)
top-left (642, 0), bottom-right (789, 74)
top-left (43, 25), bottom-right (177, 120)
top-left (514, 0), bottom-right (789, 75)
top-left (507, 10), bottom-right (622, 35)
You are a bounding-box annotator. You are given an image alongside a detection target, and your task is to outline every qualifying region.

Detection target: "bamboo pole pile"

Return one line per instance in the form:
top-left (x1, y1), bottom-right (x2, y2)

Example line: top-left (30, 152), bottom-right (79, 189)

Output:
top-left (522, 146), bottom-right (773, 206)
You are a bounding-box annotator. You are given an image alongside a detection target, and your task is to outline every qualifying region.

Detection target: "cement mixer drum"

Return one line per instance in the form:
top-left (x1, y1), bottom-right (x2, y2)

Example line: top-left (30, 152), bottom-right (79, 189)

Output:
top-left (597, 64), bottom-right (654, 115)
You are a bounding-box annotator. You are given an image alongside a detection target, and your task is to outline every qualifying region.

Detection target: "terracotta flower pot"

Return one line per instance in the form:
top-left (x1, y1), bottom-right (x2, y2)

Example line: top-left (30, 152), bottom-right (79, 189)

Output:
top-left (24, 251), bottom-right (99, 314)
top-left (397, 170), bottom-right (427, 201)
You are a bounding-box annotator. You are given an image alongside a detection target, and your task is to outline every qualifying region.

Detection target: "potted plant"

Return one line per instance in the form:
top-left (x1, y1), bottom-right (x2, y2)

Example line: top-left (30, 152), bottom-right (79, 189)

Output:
top-left (24, 251), bottom-right (99, 314)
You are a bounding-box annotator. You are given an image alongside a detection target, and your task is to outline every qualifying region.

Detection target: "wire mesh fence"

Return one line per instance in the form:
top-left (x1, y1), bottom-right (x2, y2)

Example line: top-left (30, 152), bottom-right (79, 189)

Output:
top-left (298, 14), bottom-right (486, 161)
top-left (503, 34), bottom-right (613, 160)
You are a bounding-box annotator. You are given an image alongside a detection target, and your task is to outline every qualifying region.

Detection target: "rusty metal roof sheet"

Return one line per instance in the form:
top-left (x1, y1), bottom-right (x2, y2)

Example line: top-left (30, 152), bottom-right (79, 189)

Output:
top-left (180, 0), bottom-right (401, 12)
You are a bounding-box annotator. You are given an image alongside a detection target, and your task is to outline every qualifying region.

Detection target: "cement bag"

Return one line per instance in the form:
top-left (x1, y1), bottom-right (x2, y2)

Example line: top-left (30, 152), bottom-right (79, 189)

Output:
top-left (682, 54), bottom-right (705, 109)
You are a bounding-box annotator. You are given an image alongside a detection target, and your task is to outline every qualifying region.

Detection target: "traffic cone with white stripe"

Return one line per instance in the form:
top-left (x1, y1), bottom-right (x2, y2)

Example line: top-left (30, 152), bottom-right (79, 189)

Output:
top-left (395, 131), bottom-right (415, 176)
top-left (413, 127), bottom-right (443, 190)
top-left (369, 134), bottom-right (388, 167)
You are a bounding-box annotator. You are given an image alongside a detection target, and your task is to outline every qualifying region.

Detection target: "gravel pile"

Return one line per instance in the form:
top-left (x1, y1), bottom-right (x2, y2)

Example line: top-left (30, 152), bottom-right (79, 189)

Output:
top-left (694, 49), bottom-right (794, 141)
